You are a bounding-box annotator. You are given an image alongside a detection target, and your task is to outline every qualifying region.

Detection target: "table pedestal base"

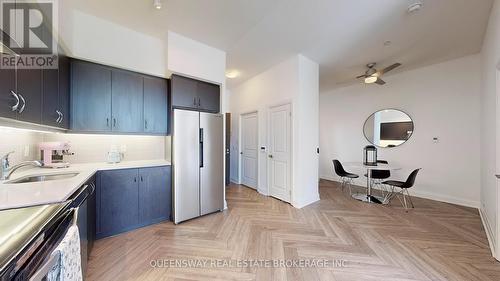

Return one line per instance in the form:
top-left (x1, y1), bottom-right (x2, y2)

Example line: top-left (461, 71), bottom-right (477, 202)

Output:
top-left (351, 193), bottom-right (388, 205)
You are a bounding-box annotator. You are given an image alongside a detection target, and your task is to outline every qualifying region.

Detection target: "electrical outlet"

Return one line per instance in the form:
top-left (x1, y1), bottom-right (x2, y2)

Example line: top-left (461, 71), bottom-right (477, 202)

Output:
top-left (24, 145), bottom-right (30, 157)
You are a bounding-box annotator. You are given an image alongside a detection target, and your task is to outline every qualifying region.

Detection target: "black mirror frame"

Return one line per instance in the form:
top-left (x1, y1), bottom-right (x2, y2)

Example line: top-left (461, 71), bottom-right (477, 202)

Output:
top-left (363, 109), bottom-right (414, 148)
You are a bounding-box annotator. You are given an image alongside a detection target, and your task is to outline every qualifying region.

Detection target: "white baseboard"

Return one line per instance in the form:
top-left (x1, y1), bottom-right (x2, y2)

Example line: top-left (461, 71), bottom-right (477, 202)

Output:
top-left (292, 194), bottom-right (320, 209)
top-left (319, 175), bottom-right (480, 208)
top-left (230, 177), bottom-right (240, 184)
top-left (479, 207), bottom-right (497, 259)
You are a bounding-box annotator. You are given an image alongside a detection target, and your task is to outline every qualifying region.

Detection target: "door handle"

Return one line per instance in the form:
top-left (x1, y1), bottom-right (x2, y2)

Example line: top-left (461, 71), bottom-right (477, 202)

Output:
top-left (18, 94), bottom-right (26, 113)
top-left (496, 175), bottom-right (500, 179)
top-left (240, 152), bottom-right (243, 155)
top-left (10, 90), bottom-right (19, 111)
top-left (199, 128), bottom-right (204, 168)
top-left (268, 154), bottom-right (273, 158)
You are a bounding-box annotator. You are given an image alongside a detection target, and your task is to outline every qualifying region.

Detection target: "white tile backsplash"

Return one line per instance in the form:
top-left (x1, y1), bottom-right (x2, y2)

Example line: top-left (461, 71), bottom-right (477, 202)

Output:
top-left (0, 127), bottom-right (171, 164)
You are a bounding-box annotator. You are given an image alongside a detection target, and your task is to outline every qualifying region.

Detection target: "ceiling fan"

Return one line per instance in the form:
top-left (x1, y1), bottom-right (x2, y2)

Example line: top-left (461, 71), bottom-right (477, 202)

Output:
top-left (356, 62), bottom-right (401, 85)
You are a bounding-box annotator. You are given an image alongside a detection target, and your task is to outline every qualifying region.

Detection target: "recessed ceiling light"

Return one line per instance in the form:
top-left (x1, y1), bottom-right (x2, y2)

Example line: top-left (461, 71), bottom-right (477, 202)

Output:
top-left (226, 70), bottom-right (240, 79)
top-left (153, 0), bottom-right (162, 10)
top-left (407, 2), bottom-right (423, 14)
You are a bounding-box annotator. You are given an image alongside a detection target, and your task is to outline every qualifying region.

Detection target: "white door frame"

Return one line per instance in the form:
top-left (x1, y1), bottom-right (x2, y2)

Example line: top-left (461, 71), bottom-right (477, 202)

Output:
top-left (267, 101), bottom-right (293, 203)
top-left (238, 111), bottom-right (259, 189)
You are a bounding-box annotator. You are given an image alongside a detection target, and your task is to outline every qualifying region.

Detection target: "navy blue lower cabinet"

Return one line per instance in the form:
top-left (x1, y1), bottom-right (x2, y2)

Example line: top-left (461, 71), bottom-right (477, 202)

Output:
top-left (96, 166), bottom-right (171, 239)
top-left (139, 166), bottom-right (171, 225)
top-left (96, 168), bottom-right (140, 239)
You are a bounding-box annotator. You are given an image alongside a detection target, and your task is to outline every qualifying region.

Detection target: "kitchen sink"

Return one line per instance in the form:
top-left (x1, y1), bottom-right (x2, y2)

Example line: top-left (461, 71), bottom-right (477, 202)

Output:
top-left (6, 173), bottom-right (80, 184)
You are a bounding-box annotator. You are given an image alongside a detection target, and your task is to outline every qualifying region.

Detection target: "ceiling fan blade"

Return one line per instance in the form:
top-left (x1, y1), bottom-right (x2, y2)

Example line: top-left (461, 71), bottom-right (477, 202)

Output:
top-left (375, 78), bottom-right (386, 85)
top-left (380, 63), bottom-right (401, 75)
top-left (356, 74), bottom-right (367, 79)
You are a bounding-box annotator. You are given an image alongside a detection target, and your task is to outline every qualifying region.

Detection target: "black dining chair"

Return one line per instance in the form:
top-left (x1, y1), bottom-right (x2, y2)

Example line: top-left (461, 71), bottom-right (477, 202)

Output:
top-left (364, 160), bottom-right (391, 198)
top-left (382, 169), bottom-right (421, 209)
top-left (333, 160), bottom-right (359, 195)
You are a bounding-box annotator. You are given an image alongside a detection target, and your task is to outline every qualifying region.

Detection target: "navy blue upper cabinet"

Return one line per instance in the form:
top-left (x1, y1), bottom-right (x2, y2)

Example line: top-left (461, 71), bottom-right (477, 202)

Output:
top-left (111, 70), bottom-right (144, 133)
top-left (197, 80), bottom-right (220, 113)
top-left (0, 53), bottom-right (17, 119)
top-left (139, 166), bottom-right (171, 224)
top-left (71, 60), bottom-right (112, 132)
top-left (41, 54), bottom-right (70, 129)
top-left (70, 59), bottom-right (169, 135)
top-left (97, 168), bottom-right (140, 238)
top-left (171, 75), bottom-right (198, 110)
top-left (171, 74), bottom-right (220, 113)
top-left (16, 69), bottom-right (42, 124)
top-left (143, 76), bottom-right (168, 134)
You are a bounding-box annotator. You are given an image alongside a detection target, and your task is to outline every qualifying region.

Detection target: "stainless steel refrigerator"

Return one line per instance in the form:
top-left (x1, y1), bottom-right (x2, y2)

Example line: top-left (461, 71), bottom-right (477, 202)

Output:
top-left (173, 109), bottom-right (224, 224)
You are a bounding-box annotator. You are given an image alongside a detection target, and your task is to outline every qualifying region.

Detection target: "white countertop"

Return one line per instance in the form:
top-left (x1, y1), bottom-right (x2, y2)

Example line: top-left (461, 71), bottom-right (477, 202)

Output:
top-left (0, 160), bottom-right (171, 210)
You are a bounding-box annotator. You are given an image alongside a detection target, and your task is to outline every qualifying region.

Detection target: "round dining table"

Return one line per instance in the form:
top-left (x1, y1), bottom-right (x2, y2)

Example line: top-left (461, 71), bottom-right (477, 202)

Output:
top-left (343, 162), bottom-right (402, 204)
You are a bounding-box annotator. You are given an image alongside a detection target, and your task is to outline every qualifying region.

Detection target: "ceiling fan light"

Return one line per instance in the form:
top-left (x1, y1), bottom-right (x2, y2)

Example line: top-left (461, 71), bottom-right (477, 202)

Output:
top-left (364, 76), bottom-right (378, 84)
top-left (154, 0), bottom-right (162, 10)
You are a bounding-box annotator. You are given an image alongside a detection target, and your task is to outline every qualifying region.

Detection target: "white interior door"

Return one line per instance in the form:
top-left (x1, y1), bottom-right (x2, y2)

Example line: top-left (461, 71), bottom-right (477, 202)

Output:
top-left (268, 104), bottom-right (291, 202)
top-left (241, 112), bottom-right (258, 189)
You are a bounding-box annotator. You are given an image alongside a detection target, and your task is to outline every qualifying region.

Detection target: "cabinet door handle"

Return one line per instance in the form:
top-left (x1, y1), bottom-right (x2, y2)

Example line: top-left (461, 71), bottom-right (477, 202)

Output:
top-left (134, 177), bottom-right (137, 182)
top-left (106, 118), bottom-right (109, 127)
top-left (60, 112), bottom-right (64, 124)
top-left (18, 94), bottom-right (26, 113)
top-left (198, 97), bottom-right (201, 106)
top-left (113, 118), bottom-right (116, 127)
top-left (145, 119), bottom-right (148, 130)
top-left (193, 97), bottom-right (197, 106)
top-left (10, 90), bottom-right (19, 112)
top-left (140, 176), bottom-right (143, 182)
top-left (55, 110), bottom-right (62, 123)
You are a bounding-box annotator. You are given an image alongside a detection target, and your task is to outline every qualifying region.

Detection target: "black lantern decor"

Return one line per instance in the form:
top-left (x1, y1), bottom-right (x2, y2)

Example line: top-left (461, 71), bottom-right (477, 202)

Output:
top-left (363, 145), bottom-right (377, 166)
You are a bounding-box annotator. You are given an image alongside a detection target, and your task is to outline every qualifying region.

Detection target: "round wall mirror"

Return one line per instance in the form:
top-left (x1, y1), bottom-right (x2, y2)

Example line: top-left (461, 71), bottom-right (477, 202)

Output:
top-left (363, 109), bottom-right (414, 148)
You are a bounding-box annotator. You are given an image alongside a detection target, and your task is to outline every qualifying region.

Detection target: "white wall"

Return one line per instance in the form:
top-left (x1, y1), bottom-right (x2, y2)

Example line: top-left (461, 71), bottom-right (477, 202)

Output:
top-left (480, 0), bottom-right (500, 259)
top-left (320, 54), bottom-right (481, 208)
top-left (230, 54), bottom-right (319, 208)
top-left (167, 32), bottom-right (226, 85)
top-left (59, 9), bottom-right (167, 77)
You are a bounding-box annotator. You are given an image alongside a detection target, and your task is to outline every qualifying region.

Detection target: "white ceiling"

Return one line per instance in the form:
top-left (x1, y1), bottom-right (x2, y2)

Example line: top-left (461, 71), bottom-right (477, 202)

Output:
top-left (63, 0), bottom-right (493, 91)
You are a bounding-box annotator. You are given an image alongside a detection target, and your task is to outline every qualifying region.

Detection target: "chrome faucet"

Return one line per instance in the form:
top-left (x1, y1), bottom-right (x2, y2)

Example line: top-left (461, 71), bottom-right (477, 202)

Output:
top-left (1, 151), bottom-right (43, 181)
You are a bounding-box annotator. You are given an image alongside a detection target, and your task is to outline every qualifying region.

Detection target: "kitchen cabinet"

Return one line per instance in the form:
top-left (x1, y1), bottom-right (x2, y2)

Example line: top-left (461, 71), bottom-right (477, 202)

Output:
top-left (70, 59), bottom-right (170, 135)
top-left (144, 76), bottom-right (168, 134)
top-left (139, 166), bottom-right (171, 224)
top-left (171, 74), bottom-right (199, 110)
top-left (96, 166), bottom-right (171, 239)
top-left (0, 54), bottom-right (17, 119)
top-left (111, 70), bottom-right (144, 133)
top-left (42, 54), bottom-right (70, 129)
top-left (197, 80), bottom-right (220, 113)
top-left (171, 74), bottom-right (220, 113)
top-left (16, 69), bottom-right (42, 124)
top-left (70, 60), bottom-right (112, 132)
top-left (97, 168), bottom-right (140, 238)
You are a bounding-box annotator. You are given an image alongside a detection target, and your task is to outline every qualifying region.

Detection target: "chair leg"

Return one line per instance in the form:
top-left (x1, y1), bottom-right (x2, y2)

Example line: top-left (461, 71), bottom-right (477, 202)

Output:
top-left (405, 189), bottom-right (415, 208)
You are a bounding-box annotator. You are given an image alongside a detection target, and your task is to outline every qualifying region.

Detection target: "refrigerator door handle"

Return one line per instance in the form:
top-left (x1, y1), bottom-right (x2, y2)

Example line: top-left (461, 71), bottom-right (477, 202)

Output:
top-left (199, 128), bottom-right (204, 168)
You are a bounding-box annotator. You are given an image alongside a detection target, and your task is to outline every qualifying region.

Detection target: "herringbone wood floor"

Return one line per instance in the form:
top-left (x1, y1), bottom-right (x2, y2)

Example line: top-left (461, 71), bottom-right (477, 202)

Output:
top-left (87, 180), bottom-right (500, 281)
